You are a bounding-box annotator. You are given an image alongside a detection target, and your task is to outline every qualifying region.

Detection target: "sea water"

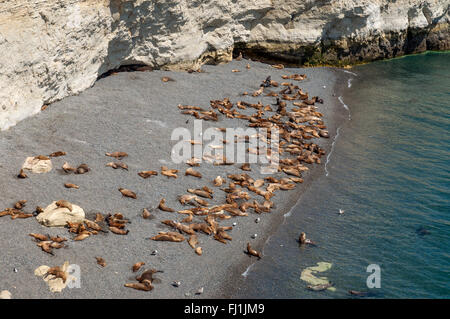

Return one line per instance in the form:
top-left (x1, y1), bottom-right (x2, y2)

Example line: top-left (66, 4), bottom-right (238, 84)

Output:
top-left (234, 51), bottom-right (450, 298)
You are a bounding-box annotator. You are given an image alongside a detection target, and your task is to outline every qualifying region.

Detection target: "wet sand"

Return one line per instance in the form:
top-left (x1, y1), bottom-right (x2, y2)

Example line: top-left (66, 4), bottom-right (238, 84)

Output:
top-left (0, 59), bottom-right (349, 298)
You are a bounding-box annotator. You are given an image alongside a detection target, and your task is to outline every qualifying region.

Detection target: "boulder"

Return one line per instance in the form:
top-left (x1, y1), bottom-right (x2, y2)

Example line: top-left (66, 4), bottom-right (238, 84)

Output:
top-left (37, 201), bottom-right (85, 227)
top-left (22, 156), bottom-right (53, 174)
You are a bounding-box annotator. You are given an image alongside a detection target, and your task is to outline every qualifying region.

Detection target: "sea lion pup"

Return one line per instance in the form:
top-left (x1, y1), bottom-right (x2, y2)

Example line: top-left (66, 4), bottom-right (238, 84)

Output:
top-left (150, 231), bottom-right (185, 242)
top-left (62, 162), bottom-right (76, 173)
top-left (14, 200), bottom-right (27, 210)
top-left (96, 257), bottom-right (106, 267)
top-left (142, 208), bottom-right (152, 219)
top-left (118, 188), bottom-right (137, 199)
top-left (161, 166), bottom-right (178, 178)
top-left (161, 76), bottom-right (175, 82)
top-left (138, 170), bottom-right (158, 178)
top-left (298, 232), bottom-right (316, 246)
top-left (213, 176), bottom-right (226, 187)
top-left (17, 169), bottom-right (28, 178)
top-left (45, 266), bottom-right (68, 283)
top-left (188, 234), bottom-right (198, 249)
top-left (158, 198), bottom-right (175, 212)
top-left (246, 243), bottom-right (262, 259)
top-left (105, 151), bottom-right (128, 159)
top-left (185, 167), bottom-right (202, 178)
top-left (75, 164), bottom-right (90, 174)
top-left (132, 262), bottom-right (146, 272)
top-left (48, 151), bottom-right (66, 158)
top-left (55, 200), bottom-right (73, 212)
top-left (64, 183), bottom-right (79, 189)
top-left (195, 247), bottom-right (203, 255)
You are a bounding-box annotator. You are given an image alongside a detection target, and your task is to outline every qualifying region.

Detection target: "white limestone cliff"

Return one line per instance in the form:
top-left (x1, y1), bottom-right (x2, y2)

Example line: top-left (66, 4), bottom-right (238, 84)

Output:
top-left (0, 0), bottom-right (448, 130)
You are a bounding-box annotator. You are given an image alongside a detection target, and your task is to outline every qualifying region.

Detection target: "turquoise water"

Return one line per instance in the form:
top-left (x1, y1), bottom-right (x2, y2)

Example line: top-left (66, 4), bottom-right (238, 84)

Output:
top-left (234, 52), bottom-right (450, 298)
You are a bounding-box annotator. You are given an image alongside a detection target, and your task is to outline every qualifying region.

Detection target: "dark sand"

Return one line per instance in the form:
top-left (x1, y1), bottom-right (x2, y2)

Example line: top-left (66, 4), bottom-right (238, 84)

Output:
top-left (0, 59), bottom-right (349, 298)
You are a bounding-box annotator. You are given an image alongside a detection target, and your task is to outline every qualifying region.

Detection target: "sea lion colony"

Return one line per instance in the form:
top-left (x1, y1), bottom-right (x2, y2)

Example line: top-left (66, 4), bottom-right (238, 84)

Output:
top-left (0, 63), bottom-right (329, 294)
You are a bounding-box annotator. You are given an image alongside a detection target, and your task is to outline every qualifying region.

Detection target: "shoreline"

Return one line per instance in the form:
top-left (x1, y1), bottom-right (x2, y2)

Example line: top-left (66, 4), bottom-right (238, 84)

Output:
top-left (0, 59), bottom-right (353, 298)
top-left (216, 68), bottom-right (353, 299)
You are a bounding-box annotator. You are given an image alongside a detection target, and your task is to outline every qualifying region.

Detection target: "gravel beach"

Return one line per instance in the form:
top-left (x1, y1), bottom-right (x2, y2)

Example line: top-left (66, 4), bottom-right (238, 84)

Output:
top-left (0, 59), bottom-right (349, 298)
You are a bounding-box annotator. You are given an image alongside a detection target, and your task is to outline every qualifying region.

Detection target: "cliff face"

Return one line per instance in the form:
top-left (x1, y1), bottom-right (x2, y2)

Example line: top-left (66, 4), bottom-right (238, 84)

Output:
top-left (0, 0), bottom-right (448, 130)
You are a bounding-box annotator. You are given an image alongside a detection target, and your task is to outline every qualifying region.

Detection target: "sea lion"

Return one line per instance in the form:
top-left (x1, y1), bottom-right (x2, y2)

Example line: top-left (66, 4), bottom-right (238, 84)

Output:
top-left (75, 164), bottom-right (90, 174)
top-left (29, 233), bottom-right (48, 241)
top-left (240, 163), bottom-right (251, 171)
top-left (188, 234), bottom-right (198, 249)
top-left (55, 200), bottom-right (73, 212)
top-left (298, 232), bottom-right (316, 246)
top-left (106, 162), bottom-right (128, 170)
top-left (74, 233), bottom-right (90, 241)
top-left (213, 176), bottom-right (226, 186)
top-left (195, 247), bottom-right (203, 255)
top-left (37, 241), bottom-right (54, 255)
top-left (142, 208), bottom-right (152, 219)
top-left (105, 152), bottom-right (128, 159)
top-left (158, 198), bottom-right (175, 212)
top-left (17, 169), bottom-right (28, 178)
top-left (124, 280), bottom-right (153, 291)
top-left (161, 76), bottom-right (175, 82)
top-left (138, 170), bottom-right (158, 178)
top-left (49, 151), bottom-right (66, 158)
top-left (349, 290), bottom-right (369, 297)
top-left (64, 183), bottom-right (79, 189)
top-left (246, 243), bottom-right (262, 259)
top-left (109, 226), bottom-right (129, 235)
top-left (272, 64), bottom-right (284, 69)
top-left (150, 231), bottom-right (185, 242)
top-left (96, 257), bottom-right (106, 267)
top-left (62, 162), bottom-right (76, 173)
top-left (45, 266), bottom-right (68, 283)
top-left (185, 167), bottom-right (202, 178)
top-left (14, 200), bottom-right (27, 210)
top-left (119, 188), bottom-right (137, 199)
top-left (132, 262), bottom-right (145, 272)
top-left (161, 166), bottom-right (178, 178)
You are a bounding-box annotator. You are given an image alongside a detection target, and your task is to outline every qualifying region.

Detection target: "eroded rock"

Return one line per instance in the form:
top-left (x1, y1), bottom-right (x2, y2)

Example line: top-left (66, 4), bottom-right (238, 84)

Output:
top-left (37, 201), bottom-right (85, 227)
top-left (22, 157), bottom-right (53, 174)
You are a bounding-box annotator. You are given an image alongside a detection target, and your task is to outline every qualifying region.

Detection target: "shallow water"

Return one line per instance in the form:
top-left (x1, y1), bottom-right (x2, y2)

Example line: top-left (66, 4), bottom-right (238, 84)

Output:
top-left (234, 51), bottom-right (450, 298)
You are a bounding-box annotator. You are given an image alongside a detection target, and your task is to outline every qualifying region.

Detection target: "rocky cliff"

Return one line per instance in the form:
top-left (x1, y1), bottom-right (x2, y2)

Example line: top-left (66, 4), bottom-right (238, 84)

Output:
top-left (0, 0), bottom-right (448, 130)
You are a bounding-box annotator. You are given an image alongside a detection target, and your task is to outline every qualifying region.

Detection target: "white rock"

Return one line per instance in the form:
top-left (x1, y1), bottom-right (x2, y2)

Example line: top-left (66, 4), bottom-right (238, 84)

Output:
top-left (37, 201), bottom-right (85, 227)
top-left (22, 157), bottom-right (52, 174)
top-left (0, 290), bottom-right (12, 299)
top-left (34, 261), bottom-right (75, 293)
